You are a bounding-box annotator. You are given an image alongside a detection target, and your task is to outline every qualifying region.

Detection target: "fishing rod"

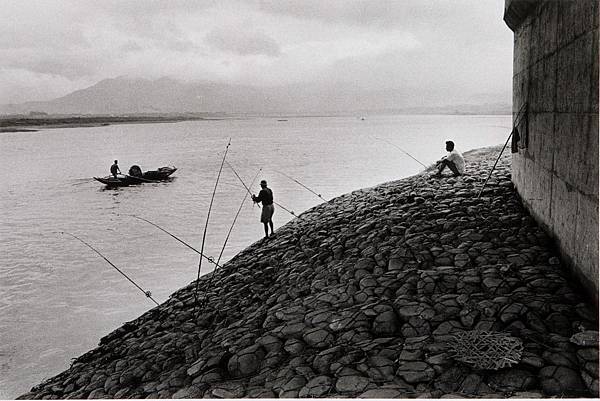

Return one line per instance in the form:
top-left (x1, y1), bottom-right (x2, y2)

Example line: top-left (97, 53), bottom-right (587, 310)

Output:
top-left (372, 136), bottom-right (428, 169)
top-left (194, 138), bottom-right (231, 309)
top-left (226, 160), bottom-right (302, 219)
top-left (476, 102), bottom-right (528, 199)
top-left (224, 160), bottom-right (260, 208)
top-left (272, 200), bottom-right (301, 219)
top-left (275, 169), bottom-right (328, 202)
top-left (128, 215), bottom-right (222, 269)
top-left (200, 168), bottom-right (262, 307)
top-left (59, 231), bottom-right (159, 306)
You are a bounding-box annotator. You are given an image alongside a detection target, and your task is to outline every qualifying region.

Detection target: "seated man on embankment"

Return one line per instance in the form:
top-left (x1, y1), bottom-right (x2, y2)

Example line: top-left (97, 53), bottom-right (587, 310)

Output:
top-left (434, 140), bottom-right (465, 177)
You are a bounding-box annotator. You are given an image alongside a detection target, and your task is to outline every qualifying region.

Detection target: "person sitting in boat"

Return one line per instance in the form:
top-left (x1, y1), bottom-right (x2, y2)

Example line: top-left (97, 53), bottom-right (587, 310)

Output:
top-left (434, 141), bottom-right (465, 177)
top-left (110, 160), bottom-right (121, 178)
top-left (252, 180), bottom-right (275, 239)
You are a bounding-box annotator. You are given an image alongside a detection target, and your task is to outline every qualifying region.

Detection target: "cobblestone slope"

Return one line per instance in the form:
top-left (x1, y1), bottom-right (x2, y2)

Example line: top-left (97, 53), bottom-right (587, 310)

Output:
top-left (20, 146), bottom-right (599, 399)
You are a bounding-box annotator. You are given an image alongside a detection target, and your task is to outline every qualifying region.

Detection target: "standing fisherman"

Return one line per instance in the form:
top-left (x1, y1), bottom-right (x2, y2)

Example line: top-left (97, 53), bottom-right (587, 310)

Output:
top-left (110, 160), bottom-right (121, 178)
top-left (252, 180), bottom-right (275, 238)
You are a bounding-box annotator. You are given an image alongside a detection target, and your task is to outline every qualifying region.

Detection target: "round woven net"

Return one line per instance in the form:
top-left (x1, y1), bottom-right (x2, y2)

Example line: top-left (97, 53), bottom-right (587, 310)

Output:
top-left (447, 330), bottom-right (523, 370)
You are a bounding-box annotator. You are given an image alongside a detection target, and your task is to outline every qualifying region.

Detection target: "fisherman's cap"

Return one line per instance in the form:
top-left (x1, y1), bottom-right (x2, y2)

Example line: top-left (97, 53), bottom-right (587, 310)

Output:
top-left (260, 180), bottom-right (267, 186)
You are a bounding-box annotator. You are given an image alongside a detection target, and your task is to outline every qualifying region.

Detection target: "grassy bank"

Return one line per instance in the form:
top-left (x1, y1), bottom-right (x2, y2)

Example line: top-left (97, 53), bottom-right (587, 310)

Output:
top-left (0, 115), bottom-right (221, 133)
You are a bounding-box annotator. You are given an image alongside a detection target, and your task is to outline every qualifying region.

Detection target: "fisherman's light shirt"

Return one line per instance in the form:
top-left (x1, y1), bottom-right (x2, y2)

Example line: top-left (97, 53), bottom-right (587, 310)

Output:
top-left (446, 149), bottom-right (465, 174)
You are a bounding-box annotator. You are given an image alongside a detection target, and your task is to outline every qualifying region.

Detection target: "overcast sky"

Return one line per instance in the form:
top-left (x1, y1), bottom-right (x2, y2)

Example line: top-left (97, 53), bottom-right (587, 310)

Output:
top-left (1, 0), bottom-right (513, 105)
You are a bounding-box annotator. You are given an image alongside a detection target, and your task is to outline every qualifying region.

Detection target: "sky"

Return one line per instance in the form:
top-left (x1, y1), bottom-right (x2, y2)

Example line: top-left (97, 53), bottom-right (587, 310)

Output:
top-left (0, 0), bottom-right (514, 105)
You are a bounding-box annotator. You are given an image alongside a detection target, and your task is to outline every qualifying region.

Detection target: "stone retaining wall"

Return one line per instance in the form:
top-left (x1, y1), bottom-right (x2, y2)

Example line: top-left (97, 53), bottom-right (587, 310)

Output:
top-left (504, 0), bottom-right (599, 302)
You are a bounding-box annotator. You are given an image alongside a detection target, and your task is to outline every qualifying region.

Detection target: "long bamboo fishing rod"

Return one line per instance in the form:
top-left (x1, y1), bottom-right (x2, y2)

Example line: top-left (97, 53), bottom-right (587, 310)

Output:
top-left (476, 103), bottom-right (528, 199)
top-left (372, 136), bottom-right (428, 169)
top-left (272, 200), bottom-right (301, 219)
top-left (194, 139), bottom-right (231, 308)
top-left (226, 160), bottom-right (302, 219)
top-left (128, 215), bottom-right (222, 269)
top-left (200, 168), bottom-right (261, 307)
top-left (224, 160), bottom-right (259, 208)
top-left (476, 131), bottom-right (513, 199)
top-left (274, 169), bottom-right (328, 202)
top-left (370, 135), bottom-right (429, 193)
top-left (59, 231), bottom-right (159, 306)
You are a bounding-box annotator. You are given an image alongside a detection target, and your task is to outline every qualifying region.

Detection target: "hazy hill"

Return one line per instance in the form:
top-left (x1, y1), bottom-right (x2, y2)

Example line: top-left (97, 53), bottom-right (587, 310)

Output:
top-left (0, 77), bottom-right (510, 116)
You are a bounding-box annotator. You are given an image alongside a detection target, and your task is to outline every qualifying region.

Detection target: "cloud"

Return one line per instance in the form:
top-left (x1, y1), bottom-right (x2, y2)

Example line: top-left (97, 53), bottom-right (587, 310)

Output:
top-left (0, 0), bottom-right (512, 106)
top-left (257, 0), bottom-right (459, 29)
top-left (2, 47), bottom-right (102, 79)
top-left (205, 27), bottom-right (281, 57)
top-left (0, 67), bottom-right (92, 104)
top-left (119, 41), bottom-right (143, 53)
top-left (90, 0), bottom-right (216, 19)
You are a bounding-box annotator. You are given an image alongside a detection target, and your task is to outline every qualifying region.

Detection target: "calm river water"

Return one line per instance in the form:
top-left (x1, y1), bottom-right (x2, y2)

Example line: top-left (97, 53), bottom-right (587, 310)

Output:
top-left (0, 114), bottom-right (511, 397)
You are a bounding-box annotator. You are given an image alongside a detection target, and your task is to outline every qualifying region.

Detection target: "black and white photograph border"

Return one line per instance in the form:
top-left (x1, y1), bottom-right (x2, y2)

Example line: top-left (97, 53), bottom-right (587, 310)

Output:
top-left (0, 1), bottom-right (598, 399)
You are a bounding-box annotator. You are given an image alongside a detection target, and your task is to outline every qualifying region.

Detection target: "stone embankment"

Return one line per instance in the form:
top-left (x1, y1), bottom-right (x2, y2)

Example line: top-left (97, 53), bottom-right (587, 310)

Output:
top-left (20, 146), bottom-right (598, 399)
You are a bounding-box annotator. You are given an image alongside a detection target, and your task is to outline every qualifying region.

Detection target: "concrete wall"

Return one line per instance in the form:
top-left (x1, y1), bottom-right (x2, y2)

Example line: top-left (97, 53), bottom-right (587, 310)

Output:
top-left (504, 0), bottom-right (599, 301)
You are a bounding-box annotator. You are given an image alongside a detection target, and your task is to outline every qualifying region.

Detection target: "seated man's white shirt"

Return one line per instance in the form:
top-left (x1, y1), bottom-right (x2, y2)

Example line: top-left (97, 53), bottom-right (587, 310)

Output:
top-left (446, 149), bottom-right (465, 174)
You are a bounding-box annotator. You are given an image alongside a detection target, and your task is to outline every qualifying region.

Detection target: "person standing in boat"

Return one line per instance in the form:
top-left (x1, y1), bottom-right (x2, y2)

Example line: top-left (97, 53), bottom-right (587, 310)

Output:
top-left (110, 160), bottom-right (121, 178)
top-left (252, 180), bottom-right (275, 239)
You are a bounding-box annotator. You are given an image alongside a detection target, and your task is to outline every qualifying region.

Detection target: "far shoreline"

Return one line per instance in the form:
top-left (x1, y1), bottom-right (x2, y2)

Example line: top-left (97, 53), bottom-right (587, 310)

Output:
top-left (0, 112), bottom-right (511, 133)
top-left (0, 115), bottom-right (225, 133)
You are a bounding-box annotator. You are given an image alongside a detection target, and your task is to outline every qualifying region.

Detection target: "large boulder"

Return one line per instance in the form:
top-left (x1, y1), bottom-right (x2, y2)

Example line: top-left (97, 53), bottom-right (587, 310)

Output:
top-left (227, 345), bottom-right (265, 378)
top-left (539, 366), bottom-right (586, 396)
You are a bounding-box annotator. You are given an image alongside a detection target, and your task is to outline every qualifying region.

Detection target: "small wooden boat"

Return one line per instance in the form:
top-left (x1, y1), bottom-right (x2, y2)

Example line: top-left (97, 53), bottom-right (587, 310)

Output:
top-left (94, 166), bottom-right (177, 187)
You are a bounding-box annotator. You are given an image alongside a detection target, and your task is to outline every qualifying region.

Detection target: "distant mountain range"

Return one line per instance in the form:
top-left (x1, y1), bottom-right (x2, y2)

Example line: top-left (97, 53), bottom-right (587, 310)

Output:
top-left (0, 77), bottom-right (511, 116)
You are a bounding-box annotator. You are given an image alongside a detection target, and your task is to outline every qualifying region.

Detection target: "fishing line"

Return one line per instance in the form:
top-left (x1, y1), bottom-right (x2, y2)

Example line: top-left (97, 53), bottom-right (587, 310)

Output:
top-left (274, 169), bottom-right (328, 202)
top-left (59, 231), bottom-right (159, 306)
top-left (127, 215), bottom-right (222, 269)
top-left (194, 138), bottom-right (231, 309)
top-left (372, 136), bottom-right (428, 169)
top-left (200, 168), bottom-right (262, 307)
